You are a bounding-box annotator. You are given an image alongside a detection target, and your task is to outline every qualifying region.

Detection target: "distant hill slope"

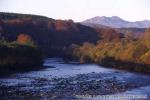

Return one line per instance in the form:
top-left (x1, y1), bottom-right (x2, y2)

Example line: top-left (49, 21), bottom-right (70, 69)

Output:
top-left (82, 16), bottom-right (150, 28)
top-left (81, 22), bottom-right (110, 29)
top-left (0, 12), bottom-right (123, 57)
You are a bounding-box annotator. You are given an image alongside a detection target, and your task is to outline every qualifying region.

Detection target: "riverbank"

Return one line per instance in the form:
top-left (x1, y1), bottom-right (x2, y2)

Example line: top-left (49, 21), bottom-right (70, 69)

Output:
top-left (65, 57), bottom-right (150, 74)
top-left (0, 41), bottom-right (43, 77)
top-left (99, 57), bottom-right (150, 74)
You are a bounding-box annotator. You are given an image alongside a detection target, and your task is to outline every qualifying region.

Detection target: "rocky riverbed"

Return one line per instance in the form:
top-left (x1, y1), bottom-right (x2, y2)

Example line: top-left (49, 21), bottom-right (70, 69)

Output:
top-left (0, 58), bottom-right (149, 100)
top-left (0, 72), bottom-right (140, 100)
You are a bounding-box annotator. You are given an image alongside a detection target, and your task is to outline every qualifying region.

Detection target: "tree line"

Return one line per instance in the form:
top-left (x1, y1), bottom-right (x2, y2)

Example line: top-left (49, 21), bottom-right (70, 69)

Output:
top-left (66, 28), bottom-right (150, 73)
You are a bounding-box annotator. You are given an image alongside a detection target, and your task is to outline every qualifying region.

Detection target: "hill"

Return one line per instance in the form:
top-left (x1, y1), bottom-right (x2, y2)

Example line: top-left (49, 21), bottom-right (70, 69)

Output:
top-left (82, 16), bottom-right (150, 28)
top-left (0, 12), bottom-right (123, 57)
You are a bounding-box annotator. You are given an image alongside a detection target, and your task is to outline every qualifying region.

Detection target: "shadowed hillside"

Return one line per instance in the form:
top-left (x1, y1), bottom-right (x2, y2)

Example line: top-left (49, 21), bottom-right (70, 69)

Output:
top-left (0, 12), bottom-right (123, 57)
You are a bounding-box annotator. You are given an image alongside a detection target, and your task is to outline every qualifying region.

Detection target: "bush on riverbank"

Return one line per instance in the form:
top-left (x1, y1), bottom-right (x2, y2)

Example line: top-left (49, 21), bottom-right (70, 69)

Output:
top-left (0, 35), bottom-right (43, 76)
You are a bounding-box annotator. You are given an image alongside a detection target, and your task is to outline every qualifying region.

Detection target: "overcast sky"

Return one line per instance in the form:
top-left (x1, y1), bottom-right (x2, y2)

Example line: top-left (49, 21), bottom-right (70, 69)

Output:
top-left (0, 0), bottom-right (150, 22)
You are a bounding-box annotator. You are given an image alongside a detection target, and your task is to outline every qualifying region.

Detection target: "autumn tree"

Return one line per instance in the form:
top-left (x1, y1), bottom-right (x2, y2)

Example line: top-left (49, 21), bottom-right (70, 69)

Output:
top-left (17, 34), bottom-right (35, 46)
top-left (143, 28), bottom-right (150, 48)
top-left (96, 28), bottom-right (122, 42)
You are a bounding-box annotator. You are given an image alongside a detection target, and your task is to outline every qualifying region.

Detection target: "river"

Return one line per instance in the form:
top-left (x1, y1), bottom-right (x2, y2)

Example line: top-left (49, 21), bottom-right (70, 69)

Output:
top-left (0, 58), bottom-right (149, 100)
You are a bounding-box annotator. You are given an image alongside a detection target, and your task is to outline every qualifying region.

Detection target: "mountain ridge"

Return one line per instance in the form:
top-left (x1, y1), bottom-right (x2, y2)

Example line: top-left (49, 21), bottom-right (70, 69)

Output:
top-left (82, 16), bottom-right (150, 28)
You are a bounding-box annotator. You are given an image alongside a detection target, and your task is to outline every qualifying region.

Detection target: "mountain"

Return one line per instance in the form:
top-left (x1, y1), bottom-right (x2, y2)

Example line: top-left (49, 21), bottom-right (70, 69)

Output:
top-left (81, 22), bottom-right (110, 29)
top-left (82, 16), bottom-right (150, 28)
top-left (0, 12), bottom-right (123, 57)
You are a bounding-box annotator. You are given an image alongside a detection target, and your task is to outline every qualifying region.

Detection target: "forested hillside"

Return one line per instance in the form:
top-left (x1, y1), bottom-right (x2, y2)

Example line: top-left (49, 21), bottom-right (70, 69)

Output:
top-left (0, 12), bottom-right (102, 57)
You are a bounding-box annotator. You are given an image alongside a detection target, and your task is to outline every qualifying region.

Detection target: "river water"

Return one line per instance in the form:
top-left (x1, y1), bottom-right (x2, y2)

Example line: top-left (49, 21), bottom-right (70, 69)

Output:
top-left (0, 58), bottom-right (149, 100)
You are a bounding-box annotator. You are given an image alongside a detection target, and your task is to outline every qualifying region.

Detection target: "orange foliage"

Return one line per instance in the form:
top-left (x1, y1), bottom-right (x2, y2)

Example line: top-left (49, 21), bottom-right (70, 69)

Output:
top-left (96, 28), bottom-right (122, 42)
top-left (17, 34), bottom-right (32, 44)
top-left (55, 20), bottom-right (68, 31)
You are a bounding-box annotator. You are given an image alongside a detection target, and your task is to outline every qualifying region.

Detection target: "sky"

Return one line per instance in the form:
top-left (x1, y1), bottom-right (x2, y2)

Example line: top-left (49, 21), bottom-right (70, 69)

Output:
top-left (0, 0), bottom-right (150, 22)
